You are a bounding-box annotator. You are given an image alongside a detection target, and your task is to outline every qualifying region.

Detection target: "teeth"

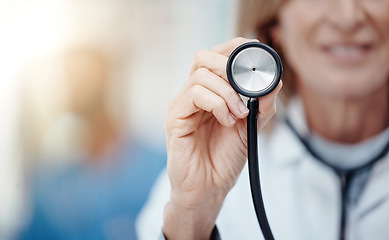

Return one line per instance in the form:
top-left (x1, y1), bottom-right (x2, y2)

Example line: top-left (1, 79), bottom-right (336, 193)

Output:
top-left (328, 46), bottom-right (363, 58)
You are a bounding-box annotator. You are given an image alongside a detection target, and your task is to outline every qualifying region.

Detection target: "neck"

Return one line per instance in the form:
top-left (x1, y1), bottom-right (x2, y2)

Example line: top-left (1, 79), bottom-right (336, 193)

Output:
top-left (298, 83), bottom-right (389, 144)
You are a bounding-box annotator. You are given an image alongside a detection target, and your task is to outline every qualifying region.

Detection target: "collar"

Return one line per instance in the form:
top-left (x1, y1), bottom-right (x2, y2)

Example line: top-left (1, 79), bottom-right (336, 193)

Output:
top-left (259, 97), bottom-right (389, 218)
top-left (259, 97), bottom-right (308, 169)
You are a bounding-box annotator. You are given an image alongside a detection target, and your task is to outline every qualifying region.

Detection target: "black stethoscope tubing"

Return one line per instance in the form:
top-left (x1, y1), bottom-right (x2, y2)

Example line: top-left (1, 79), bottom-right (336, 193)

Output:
top-left (227, 42), bottom-right (282, 240)
top-left (285, 117), bottom-right (389, 240)
top-left (247, 98), bottom-right (275, 240)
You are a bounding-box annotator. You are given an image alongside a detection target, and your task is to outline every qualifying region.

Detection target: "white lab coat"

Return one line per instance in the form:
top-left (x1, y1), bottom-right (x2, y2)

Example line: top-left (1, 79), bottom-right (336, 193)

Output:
top-left (136, 99), bottom-right (389, 240)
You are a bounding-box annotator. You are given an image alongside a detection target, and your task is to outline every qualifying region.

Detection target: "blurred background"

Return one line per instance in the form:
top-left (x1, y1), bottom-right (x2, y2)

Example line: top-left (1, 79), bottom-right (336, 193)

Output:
top-left (0, 0), bottom-right (235, 239)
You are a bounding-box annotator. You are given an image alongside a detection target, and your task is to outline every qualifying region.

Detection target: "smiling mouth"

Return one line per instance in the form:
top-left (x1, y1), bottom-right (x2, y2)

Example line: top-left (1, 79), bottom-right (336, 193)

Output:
top-left (322, 44), bottom-right (373, 62)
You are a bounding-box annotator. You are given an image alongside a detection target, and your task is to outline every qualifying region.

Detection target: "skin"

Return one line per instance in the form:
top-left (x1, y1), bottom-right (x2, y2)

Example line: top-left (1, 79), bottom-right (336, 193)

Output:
top-left (164, 38), bottom-right (282, 239)
top-left (276, 0), bottom-right (389, 142)
top-left (163, 0), bottom-right (389, 239)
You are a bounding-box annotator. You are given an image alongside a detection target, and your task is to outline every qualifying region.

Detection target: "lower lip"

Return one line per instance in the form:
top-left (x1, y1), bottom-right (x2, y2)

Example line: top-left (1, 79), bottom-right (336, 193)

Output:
top-left (321, 45), bottom-right (372, 64)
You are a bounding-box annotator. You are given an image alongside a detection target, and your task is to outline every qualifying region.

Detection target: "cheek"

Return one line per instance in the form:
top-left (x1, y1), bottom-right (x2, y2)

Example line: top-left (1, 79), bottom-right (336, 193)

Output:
top-left (292, 49), bottom-right (389, 98)
top-left (311, 64), bottom-right (388, 98)
top-left (313, 11), bottom-right (389, 97)
top-left (279, 4), bottom-right (389, 98)
top-left (277, 2), bottom-right (324, 77)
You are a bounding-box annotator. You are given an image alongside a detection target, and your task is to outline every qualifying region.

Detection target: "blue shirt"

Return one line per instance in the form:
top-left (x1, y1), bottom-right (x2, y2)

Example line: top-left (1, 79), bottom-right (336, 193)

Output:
top-left (19, 139), bottom-right (166, 240)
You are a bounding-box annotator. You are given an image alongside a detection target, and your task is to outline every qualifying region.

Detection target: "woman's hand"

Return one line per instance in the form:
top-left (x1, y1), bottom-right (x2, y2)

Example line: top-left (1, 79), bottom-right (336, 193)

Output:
top-left (163, 38), bottom-right (282, 240)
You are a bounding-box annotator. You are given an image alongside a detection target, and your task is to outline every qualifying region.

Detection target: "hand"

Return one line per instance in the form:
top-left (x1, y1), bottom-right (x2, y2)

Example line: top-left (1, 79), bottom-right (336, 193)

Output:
top-left (163, 37), bottom-right (282, 240)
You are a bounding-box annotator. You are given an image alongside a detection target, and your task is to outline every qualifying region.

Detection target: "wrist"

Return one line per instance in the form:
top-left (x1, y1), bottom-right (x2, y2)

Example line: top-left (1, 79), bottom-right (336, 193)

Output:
top-left (162, 199), bottom-right (222, 240)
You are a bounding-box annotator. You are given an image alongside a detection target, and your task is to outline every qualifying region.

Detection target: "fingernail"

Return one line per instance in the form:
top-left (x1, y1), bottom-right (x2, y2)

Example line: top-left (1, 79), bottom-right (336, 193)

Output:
top-left (228, 113), bottom-right (236, 125)
top-left (238, 101), bottom-right (249, 115)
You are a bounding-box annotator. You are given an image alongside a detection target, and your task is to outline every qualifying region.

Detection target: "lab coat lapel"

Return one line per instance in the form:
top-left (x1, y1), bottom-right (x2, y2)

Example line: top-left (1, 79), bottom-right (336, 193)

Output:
top-left (358, 153), bottom-right (389, 214)
top-left (349, 153), bottom-right (389, 240)
top-left (261, 118), bottom-right (340, 240)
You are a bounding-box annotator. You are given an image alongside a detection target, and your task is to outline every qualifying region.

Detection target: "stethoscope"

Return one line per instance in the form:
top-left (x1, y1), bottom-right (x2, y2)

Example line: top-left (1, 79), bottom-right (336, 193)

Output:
top-left (226, 42), bottom-right (282, 240)
top-left (285, 118), bottom-right (389, 240)
top-left (226, 42), bottom-right (389, 240)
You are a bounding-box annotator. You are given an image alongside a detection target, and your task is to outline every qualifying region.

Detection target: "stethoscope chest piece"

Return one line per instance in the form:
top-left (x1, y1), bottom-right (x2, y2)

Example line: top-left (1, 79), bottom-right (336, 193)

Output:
top-left (227, 42), bottom-right (282, 98)
top-left (226, 42), bottom-right (282, 240)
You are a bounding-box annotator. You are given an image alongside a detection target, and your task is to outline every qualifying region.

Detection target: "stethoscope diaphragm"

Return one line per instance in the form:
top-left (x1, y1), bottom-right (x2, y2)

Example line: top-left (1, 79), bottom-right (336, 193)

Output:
top-left (227, 42), bottom-right (282, 98)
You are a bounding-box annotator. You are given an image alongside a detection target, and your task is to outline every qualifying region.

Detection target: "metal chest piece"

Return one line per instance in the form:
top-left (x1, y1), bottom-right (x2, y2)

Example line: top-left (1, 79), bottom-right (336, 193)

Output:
top-left (227, 42), bottom-right (282, 98)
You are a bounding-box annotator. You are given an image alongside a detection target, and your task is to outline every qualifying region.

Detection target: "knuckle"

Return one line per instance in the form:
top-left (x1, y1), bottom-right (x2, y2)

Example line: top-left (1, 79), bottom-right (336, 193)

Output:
top-left (225, 86), bottom-right (237, 100)
top-left (189, 85), bottom-right (207, 105)
top-left (166, 98), bottom-right (177, 112)
top-left (165, 101), bottom-right (178, 122)
top-left (234, 37), bottom-right (246, 45)
top-left (192, 67), bottom-right (210, 81)
top-left (214, 97), bottom-right (224, 108)
top-left (194, 49), bottom-right (208, 61)
top-left (235, 36), bottom-right (245, 42)
top-left (191, 50), bottom-right (209, 76)
top-left (214, 98), bottom-right (227, 113)
top-left (165, 114), bottom-right (177, 135)
top-left (190, 84), bottom-right (203, 98)
top-left (211, 44), bottom-right (221, 52)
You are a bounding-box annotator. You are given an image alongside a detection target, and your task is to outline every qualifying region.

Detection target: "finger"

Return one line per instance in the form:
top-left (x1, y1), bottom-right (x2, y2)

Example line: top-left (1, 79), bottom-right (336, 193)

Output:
top-left (211, 37), bottom-right (260, 57)
top-left (176, 84), bottom-right (236, 127)
top-left (189, 38), bottom-right (260, 90)
top-left (257, 80), bottom-right (283, 128)
top-left (192, 85), bottom-right (237, 127)
top-left (189, 49), bottom-right (228, 80)
top-left (189, 68), bottom-right (249, 119)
